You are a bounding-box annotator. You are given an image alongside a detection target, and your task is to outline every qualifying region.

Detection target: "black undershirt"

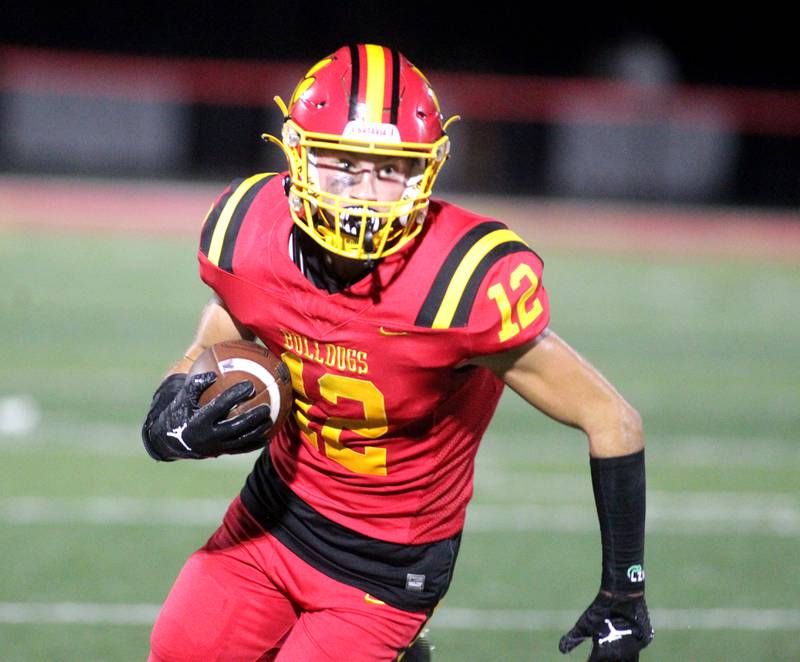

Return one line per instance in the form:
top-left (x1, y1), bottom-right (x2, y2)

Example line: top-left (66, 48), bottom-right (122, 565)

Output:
top-left (291, 227), bottom-right (375, 294)
top-left (240, 450), bottom-right (461, 613)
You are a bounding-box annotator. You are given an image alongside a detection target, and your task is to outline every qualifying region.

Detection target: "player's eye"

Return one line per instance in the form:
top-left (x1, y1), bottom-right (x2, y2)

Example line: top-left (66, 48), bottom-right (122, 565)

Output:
top-left (378, 162), bottom-right (406, 182)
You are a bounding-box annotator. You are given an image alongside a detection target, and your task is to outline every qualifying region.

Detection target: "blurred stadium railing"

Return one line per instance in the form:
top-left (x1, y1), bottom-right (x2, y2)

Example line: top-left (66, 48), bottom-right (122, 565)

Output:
top-left (1, 45), bottom-right (799, 208)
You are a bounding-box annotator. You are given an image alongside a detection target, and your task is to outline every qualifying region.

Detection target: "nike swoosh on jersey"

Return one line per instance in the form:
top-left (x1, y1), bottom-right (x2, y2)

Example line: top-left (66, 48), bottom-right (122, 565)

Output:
top-left (364, 593), bottom-right (387, 605)
top-left (378, 327), bottom-right (408, 336)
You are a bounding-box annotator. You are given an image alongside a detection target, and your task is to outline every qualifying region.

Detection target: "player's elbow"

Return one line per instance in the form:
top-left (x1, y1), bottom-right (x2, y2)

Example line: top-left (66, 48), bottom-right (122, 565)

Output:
top-left (622, 401), bottom-right (644, 452)
top-left (586, 396), bottom-right (644, 458)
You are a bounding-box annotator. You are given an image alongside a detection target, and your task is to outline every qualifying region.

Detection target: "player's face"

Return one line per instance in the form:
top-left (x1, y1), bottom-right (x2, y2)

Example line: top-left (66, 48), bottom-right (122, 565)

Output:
top-left (312, 149), bottom-right (417, 203)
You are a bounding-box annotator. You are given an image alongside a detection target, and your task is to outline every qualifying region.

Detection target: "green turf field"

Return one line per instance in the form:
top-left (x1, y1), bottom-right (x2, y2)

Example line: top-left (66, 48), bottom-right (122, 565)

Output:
top-left (1, 226), bottom-right (798, 661)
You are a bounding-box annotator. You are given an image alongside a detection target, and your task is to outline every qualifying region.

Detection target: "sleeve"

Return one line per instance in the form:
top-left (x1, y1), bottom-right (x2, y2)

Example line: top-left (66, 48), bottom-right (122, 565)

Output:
top-left (197, 174), bottom-right (278, 323)
top-left (198, 177), bottom-right (244, 261)
top-left (412, 219), bottom-right (550, 357)
top-left (198, 174), bottom-right (274, 273)
top-left (465, 247), bottom-right (549, 357)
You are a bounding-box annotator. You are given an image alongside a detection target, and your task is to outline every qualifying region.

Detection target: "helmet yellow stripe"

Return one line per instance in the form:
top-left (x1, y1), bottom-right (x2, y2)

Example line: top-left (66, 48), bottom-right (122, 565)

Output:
top-left (431, 229), bottom-right (528, 329)
top-left (207, 173), bottom-right (271, 266)
top-left (364, 44), bottom-right (386, 123)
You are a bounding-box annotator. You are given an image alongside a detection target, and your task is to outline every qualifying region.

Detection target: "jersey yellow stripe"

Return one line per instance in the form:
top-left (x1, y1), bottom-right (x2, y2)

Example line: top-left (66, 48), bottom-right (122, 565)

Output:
top-left (364, 44), bottom-right (386, 123)
top-left (431, 229), bottom-right (527, 329)
top-left (207, 174), bottom-right (271, 266)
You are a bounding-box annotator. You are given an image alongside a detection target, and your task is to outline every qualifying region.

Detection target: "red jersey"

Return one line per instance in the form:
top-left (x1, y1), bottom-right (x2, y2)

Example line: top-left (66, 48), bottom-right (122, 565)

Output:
top-left (198, 173), bottom-right (550, 545)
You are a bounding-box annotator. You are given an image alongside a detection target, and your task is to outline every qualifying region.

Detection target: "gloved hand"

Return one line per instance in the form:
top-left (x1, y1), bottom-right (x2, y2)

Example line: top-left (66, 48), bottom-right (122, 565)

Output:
top-left (559, 591), bottom-right (654, 661)
top-left (142, 372), bottom-right (272, 460)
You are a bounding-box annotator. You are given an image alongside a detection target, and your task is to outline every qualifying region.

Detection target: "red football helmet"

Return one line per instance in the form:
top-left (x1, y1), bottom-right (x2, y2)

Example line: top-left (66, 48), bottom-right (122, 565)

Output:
top-left (263, 44), bottom-right (458, 260)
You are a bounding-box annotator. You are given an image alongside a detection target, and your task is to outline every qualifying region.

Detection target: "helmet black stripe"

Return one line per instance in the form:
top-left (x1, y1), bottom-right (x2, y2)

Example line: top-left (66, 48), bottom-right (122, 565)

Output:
top-left (348, 44), bottom-right (360, 121)
top-left (390, 48), bottom-right (400, 126)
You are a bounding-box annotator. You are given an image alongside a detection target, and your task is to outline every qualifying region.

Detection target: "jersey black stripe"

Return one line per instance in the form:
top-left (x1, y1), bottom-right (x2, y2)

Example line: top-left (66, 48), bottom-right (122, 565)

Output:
top-left (415, 221), bottom-right (505, 327)
top-left (449, 241), bottom-right (530, 327)
top-left (389, 48), bottom-right (400, 125)
top-left (217, 175), bottom-right (272, 272)
top-left (348, 44), bottom-right (360, 121)
top-left (199, 179), bottom-right (243, 256)
top-left (241, 449), bottom-right (460, 612)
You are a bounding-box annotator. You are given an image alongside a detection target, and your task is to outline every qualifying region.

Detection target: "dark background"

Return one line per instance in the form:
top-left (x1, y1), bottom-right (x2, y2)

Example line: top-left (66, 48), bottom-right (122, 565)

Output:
top-left (2, 3), bottom-right (798, 207)
top-left (3, 4), bottom-right (796, 89)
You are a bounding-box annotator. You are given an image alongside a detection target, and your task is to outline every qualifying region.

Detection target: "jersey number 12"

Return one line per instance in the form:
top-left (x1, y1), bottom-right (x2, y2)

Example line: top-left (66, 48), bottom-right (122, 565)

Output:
top-left (281, 352), bottom-right (389, 476)
top-left (487, 262), bottom-right (543, 343)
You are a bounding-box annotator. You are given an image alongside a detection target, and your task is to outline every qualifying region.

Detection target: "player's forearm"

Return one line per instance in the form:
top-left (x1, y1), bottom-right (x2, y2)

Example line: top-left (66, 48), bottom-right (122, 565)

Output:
top-left (576, 395), bottom-right (648, 598)
top-left (162, 296), bottom-right (254, 379)
top-left (163, 346), bottom-right (205, 379)
top-left (590, 447), bottom-right (647, 595)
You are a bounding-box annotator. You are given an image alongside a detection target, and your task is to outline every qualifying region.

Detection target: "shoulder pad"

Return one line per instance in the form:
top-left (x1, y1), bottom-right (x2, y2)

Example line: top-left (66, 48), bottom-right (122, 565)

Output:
top-left (415, 220), bottom-right (533, 328)
top-left (200, 173), bottom-right (276, 272)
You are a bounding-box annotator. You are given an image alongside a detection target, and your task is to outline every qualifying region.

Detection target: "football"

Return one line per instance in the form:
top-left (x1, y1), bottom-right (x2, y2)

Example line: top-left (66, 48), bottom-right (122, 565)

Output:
top-left (187, 339), bottom-right (293, 438)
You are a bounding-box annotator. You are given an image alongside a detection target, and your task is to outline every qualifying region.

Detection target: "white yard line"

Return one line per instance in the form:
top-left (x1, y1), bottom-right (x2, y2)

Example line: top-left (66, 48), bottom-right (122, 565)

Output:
top-left (465, 503), bottom-right (800, 536)
top-left (0, 496), bottom-right (231, 527)
top-left (475, 434), bottom-right (800, 470)
top-left (3, 425), bottom-right (799, 469)
top-left (473, 472), bottom-right (800, 504)
top-left (433, 607), bottom-right (800, 631)
top-left (1, 602), bottom-right (798, 630)
top-left (2, 495), bottom-right (799, 536)
top-left (0, 602), bottom-right (160, 625)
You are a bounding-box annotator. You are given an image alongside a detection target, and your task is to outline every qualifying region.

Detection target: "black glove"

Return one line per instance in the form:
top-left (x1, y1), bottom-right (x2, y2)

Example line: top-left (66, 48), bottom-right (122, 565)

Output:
top-left (141, 372), bottom-right (273, 460)
top-left (559, 592), bottom-right (654, 661)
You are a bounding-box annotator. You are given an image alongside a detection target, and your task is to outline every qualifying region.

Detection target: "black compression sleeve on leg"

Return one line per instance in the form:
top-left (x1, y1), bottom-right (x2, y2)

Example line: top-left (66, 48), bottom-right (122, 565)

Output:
top-left (590, 449), bottom-right (646, 594)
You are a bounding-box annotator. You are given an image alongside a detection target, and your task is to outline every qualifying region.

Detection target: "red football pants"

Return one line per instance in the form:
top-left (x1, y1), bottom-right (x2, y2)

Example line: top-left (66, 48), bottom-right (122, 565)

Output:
top-left (148, 496), bottom-right (429, 662)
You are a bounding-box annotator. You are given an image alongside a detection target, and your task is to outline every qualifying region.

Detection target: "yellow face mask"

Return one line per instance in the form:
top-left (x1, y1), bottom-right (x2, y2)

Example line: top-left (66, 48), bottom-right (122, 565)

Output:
top-left (263, 106), bottom-right (456, 261)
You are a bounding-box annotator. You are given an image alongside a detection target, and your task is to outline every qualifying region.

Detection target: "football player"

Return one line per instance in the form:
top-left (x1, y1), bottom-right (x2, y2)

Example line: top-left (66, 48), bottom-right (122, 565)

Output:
top-left (142, 44), bottom-right (654, 661)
